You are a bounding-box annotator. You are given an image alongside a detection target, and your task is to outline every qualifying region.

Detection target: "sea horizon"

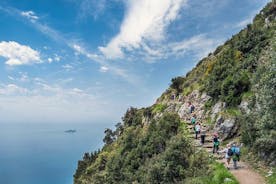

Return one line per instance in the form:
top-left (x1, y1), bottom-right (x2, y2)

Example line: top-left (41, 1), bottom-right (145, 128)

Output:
top-left (0, 122), bottom-right (110, 184)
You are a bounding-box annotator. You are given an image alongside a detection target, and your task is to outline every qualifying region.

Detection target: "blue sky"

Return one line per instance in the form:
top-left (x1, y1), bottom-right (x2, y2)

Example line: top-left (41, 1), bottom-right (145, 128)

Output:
top-left (0, 0), bottom-right (270, 123)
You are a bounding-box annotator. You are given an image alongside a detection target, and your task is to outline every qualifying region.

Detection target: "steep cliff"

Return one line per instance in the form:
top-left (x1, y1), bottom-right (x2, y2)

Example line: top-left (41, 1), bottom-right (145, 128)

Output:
top-left (74, 2), bottom-right (276, 183)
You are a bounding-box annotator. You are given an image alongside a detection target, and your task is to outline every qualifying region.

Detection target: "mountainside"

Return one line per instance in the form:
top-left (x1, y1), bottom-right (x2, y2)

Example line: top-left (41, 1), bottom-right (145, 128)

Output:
top-left (74, 2), bottom-right (276, 184)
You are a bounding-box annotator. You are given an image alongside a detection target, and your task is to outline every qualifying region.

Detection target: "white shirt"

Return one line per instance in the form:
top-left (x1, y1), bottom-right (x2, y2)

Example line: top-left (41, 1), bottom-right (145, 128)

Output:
top-left (195, 124), bottom-right (201, 132)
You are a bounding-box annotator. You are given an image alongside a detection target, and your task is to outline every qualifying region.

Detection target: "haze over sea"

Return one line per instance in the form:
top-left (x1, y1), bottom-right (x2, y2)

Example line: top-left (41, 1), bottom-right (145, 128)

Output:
top-left (0, 123), bottom-right (108, 184)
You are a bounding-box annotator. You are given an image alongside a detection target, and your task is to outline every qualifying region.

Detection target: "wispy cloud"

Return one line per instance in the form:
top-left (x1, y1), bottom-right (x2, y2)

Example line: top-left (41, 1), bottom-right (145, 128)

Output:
top-left (235, 18), bottom-right (252, 29)
top-left (168, 34), bottom-right (220, 59)
top-left (0, 83), bottom-right (29, 95)
top-left (0, 82), bottom-right (120, 123)
top-left (0, 6), bottom-right (140, 84)
top-left (99, 66), bottom-right (109, 73)
top-left (0, 41), bottom-right (41, 66)
top-left (99, 0), bottom-right (188, 59)
top-left (62, 64), bottom-right (74, 71)
top-left (75, 0), bottom-right (107, 20)
top-left (21, 11), bottom-right (39, 22)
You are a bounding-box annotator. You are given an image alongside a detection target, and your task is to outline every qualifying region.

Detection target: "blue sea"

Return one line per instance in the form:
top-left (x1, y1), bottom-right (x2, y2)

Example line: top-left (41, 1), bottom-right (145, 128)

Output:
top-left (0, 123), bottom-right (109, 184)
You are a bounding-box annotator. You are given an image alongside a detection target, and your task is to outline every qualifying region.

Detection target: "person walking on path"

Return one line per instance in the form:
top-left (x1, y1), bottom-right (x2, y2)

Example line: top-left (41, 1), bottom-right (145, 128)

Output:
top-left (200, 128), bottom-right (206, 145)
top-left (213, 133), bottom-right (220, 154)
top-left (188, 102), bottom-right (195, 113)
top-left (231, 143), bottom-right (241, 169)
top-left (190, 115), bottom-right (196, 125)
top-left (195, 122), bottom-right (201, 139)
top-left (218, 144), bottom-right (233, 169)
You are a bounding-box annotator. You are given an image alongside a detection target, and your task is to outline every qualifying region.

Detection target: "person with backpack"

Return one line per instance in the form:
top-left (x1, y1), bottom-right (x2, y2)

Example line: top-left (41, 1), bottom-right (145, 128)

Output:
top-left (213, 133), bottom-right (220, 154)
top-left (231, 143), bottom-right (241, 169)
top-left (190, 115), bottom-right (196, 125)
top-left (195, 122), bottom-right (201, 139)
top-left (218, 144), bottom-right (233, 169)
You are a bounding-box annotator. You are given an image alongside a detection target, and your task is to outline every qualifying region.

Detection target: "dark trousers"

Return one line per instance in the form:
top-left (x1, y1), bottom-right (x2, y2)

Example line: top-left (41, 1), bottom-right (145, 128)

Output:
top-left (195, 131), bottom-right (200, 139)
top-left (200, 135), bottom-right (205, 144)
top-left (213, 144), bottom-right (219, 153)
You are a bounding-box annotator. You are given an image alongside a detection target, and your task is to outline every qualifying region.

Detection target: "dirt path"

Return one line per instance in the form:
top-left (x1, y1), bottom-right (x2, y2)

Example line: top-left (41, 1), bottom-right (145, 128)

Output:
top-left (184, 116), bottom-right (266, 184)
top-left (226, 161), bottom-right (265, 184)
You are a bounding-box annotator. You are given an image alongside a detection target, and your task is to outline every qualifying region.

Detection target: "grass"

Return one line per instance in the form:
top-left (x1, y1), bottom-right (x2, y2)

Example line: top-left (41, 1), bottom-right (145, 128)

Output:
top-left (242, 91), bottom-right (254, 100)
top-left (220, 108), bottom-right (242, 119)
top-left (209, 162), bottom-right (239, 184)
top-left (267, 167), bottom-right (276, 184)
top-left (152, 104), bottom-right (167, 113)
top-left (184, 162), bottom-right (239, 184)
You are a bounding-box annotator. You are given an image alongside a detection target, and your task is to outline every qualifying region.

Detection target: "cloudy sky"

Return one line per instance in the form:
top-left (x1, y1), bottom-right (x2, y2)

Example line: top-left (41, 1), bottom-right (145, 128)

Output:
top-left (0, 0), bottom-right (270, 123)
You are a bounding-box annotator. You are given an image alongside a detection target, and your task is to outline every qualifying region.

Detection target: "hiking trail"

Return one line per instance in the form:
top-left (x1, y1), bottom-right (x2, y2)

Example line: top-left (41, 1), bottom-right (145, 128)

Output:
top-left (179, 101), bottom-right (266, 184)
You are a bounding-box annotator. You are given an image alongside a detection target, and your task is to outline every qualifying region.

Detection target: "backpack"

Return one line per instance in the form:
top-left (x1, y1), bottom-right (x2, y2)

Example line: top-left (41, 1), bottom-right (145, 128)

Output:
top-left (234, 147), bottom-right (241, 156)
top-left (214, 141), bottom-right (219, 146)
top-left (213, 137), bottom-right (219, 146)
top-left (191, 117), bottom-right (196, 124)
top-left (227, 148), bottom-right (233, 156)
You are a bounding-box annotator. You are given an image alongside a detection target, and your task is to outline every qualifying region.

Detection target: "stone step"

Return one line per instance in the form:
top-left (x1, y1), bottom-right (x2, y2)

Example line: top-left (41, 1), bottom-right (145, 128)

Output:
top-left (202, 144), bottom-right (213, 148)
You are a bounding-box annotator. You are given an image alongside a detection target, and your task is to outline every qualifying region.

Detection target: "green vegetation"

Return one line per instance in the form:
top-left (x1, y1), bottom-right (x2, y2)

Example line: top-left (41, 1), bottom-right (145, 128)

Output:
top-left (241, 49), bottom-right (276, 164)
top-left (152, 104), bottom-right (167, 113)
top-left (74, 2), bottom-right (276, 183)
top-left (267, 168), bottom-right (276, 184)
top-left (209, 163), bottom-right (239, 184)
top-left (179, 163), bottom-right (238, 184)
top-left (169, 2), bottom-right (275, 108)
top-left (74, 112), bottom-right (214, 183)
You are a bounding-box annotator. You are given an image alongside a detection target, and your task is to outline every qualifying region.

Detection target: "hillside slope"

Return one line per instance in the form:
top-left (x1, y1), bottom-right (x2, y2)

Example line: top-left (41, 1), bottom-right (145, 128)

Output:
top-left (74, 2), bottom-right (276, 184)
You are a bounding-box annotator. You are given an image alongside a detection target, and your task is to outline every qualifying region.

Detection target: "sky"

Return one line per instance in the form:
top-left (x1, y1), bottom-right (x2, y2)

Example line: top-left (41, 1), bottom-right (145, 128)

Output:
top-left (0, 0), bottom-right (271, 124)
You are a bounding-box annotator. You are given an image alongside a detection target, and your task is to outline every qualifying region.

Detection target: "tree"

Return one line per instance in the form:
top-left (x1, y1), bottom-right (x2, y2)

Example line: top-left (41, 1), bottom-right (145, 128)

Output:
top-left (103, 128), bottom-right (115, 145)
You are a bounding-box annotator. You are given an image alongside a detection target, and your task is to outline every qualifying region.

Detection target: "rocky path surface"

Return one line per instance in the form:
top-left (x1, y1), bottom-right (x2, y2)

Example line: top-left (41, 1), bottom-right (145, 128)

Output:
top-left (186, 123), bottom-right (266, 184)
top-left (230, 162), bottom-right (265, 184)
top-left (178, 100), bottom-right (266, 184)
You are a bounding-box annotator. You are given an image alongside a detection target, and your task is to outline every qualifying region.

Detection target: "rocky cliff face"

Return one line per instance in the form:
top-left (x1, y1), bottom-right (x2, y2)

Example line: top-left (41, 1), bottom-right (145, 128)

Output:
top-left (153, 90), bottom-right (242, 141)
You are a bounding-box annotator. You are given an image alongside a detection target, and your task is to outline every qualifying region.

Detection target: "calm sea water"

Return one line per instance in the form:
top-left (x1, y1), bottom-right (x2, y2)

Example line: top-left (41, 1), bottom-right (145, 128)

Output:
top-left (0, 123), bottom-right (108, 184)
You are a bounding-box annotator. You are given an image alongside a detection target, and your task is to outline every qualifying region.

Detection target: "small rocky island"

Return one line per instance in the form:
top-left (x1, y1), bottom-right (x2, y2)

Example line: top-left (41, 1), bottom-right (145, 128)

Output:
top-left (64, 129), bottom-right (76, 133)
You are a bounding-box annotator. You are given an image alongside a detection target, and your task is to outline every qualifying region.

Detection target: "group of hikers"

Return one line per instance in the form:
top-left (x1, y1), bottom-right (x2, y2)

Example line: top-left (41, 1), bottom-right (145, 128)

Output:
top-left (188, 102), bottom-right (241, 170)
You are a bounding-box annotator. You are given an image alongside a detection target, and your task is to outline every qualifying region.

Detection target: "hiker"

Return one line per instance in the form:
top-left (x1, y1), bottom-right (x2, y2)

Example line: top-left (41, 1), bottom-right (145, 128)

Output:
top-left (231, 143), bottom-right (241, 169)
top-left (200, 128), bottom-right (206, 145)
top-left (218, 144), bottom-right (233, 170)
top-left (187, 102), bottom-right (195, 113)
top-left (171, 94), bottom-right (176, 100)
top-left (189, 104), bottom-right (195, 113)
top-left (190, 115), bottom-right (196, 125)
top-left (195, 122), bottom-right (201, 139)
top-left (213, 133), bottom-right (219, 154)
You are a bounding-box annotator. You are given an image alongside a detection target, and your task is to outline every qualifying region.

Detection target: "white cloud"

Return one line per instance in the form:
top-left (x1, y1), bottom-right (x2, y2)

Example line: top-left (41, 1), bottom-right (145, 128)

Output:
top-left (129, 34), bottom-right (221, 61)
top-left (235, 18), bottom-right (252, 29)
top-left (1, 6), bottom-right (140, 85)
top-left (99, 0), bottom-right (187, 59)
top-left (21, 11), bottom-right (39, 22)
top-left (99, 66), bottom-right (109, 72)
top-left (54, 55), bottom-right (61, 61)
top-left (0, 84), bottom-right (29, 95)
top-left (169, 34), bottom-right (219, 58)
top-left (19, 73), bottom-right (29, 82)
top-left (48, 55), bottom-right (61, 63)
top-left (48, 57), bottom-right (53, 63)
top-left (77, 0), bottom-right (107, 20)
top-left (0, 83), bottom-right (120, 123)
top-left (62, 64), bottom-right (74, 70)
top-left (8, 76), bottom-right (15, 81)
top-left (0, 41), bottom-right (41, 66)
